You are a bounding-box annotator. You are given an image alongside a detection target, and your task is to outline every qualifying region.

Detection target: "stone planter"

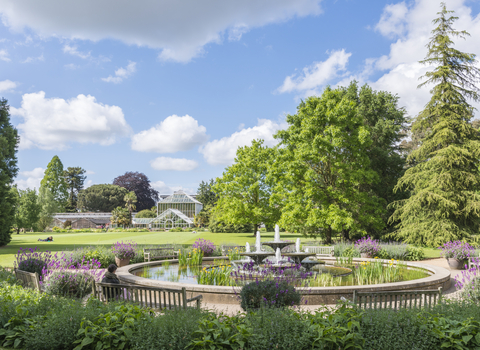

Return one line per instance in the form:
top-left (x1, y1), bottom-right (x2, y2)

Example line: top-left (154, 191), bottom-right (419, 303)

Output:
top-left (447, 258), bottom-right (467, 270)
top-left (360, 253), bottom-right (372, 259)
top-left (115, 257), bottom-right (130, 267)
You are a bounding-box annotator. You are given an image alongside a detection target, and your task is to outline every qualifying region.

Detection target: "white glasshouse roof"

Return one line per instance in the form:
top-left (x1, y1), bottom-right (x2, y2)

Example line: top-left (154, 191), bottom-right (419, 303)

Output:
top-left (158, 190), bottom-right (202, 205)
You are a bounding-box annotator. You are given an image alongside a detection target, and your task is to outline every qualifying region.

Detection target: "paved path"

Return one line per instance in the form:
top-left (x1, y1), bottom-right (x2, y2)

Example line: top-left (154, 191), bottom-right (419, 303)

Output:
top-left (202, 258), bottom-right (464, 315)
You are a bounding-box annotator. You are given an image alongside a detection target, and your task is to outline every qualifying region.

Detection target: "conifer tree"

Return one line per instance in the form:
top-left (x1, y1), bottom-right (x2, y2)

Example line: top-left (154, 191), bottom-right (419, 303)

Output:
top-left (390, 3), bottom-right (480, 246)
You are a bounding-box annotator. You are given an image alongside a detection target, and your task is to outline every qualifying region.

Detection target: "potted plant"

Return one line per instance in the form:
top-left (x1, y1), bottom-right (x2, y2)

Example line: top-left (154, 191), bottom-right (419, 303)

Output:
top-left (355, 236), bottom-right (381, 259)
top-left (112, 241), bottom-right (137, 267)
top-left (439, 241), bottom-right (474, 270)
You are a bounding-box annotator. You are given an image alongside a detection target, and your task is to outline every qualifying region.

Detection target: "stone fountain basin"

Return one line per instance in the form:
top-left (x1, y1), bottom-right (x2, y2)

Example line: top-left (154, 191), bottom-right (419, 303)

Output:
top-left (117, 257), bottom-right (451, 305)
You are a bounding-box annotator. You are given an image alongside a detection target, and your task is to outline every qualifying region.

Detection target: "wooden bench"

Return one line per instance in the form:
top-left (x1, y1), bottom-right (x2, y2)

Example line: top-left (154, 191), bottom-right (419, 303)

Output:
top-left (94, 282), bottom-right (202, 309)
top-left (144, 247), bottom-right (178, 262)
top-left (14, 269), bottom-right (42, 292)
top-left (303, 246), bottom-right (335, 257)
top-left (352, 287), bottom-right (442, 310)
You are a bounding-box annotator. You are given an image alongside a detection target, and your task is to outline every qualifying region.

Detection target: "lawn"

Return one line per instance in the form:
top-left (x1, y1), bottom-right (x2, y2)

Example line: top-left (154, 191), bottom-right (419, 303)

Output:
top-left (0, 230), bottom-right (306, 267)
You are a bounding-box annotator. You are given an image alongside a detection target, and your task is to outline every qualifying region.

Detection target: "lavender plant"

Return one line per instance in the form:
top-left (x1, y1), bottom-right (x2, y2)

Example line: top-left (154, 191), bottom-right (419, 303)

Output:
top-left (438, 241), bottom-right (475, 260)
top-left (454, 258), bottom-right (480, 301)
top-left (43, 270), bottom-right (95, 298)
top-left (239, 280), bottom-right (301, 310)
top-left (14, 247), bottom-right (55, 277)
top-left (112, 240), bottom-right (137, 260)
top-left (354, 236), bottom-right (381, 257)
top-left (192, 239), bottom-right (216, 257)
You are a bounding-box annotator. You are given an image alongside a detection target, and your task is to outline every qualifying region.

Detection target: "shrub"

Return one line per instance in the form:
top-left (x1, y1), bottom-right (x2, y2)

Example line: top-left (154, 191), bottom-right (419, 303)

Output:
top-left (439, 241), bottom-right (475, 260)
top-left (111, 240), bottom-right (137, 260)
top-left (192, 238), bottom-right (216, 256)
top-left (406, 245), bottom-right (425, 261)
top-left (43, 270), bottom-right (95, 298)
top-left (0, 267), bottom-right (18, 285)
top-left (15, 247), bottom-right (54, 277)
top-left (355, 236), bottom-right (381, 257)
top-left (334, 242), bottom-right (360, 258)
top-left (240, 280), bottom-right (301, 310)
top-left (454, 259), bottom-right (480, 301)
top-left (169, 227), bottom-right (184, 232)
top-left (63, 220), bottom-right (72, 229)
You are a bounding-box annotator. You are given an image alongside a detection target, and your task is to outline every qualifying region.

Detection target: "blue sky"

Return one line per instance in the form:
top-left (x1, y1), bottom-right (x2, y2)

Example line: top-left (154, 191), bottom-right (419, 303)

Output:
top-left (1, 0), bottom-right (480, 194)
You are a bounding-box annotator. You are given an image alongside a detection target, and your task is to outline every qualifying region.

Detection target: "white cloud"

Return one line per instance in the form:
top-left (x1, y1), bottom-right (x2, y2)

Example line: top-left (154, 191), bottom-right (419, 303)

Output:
top-left (375, 2), bottom-right (409, 38)
top-left (102, 61), bottom-right (136, 84)
top-left (0, 49), bottom-right (10, 62)
top-left (63, 44), bottom-right (91, 59)
top-left (21, 54), bottom-right (44, 63)
top-left (150, 157), bottom-right (199, 171)
top-left (0, 79), bottom-right (17, 92)
top-left (199, 119), bottom-right (285, 165)
top-left (151, 180), bottom-right (195, 195)
top-left (11, 91), bottom-right (132, 150)
top-left (131, 115), bottom-right (208, 153)
top-left (15, 167), bottom-right (44, 190)
top-left (277, 49), bottom-right (351, 94)
top-left (64, 63), bottom-right (79, 69)
top-left (0, 0), bottom-right (323, 62)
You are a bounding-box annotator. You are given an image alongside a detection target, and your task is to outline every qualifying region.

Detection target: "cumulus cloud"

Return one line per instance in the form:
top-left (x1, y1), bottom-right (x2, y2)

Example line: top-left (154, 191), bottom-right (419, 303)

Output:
top-left (102, 61), bottom-right (136, 84)
top-left (0, 49), bottom-right (10, 62)
top-left (151, 180), bottom-right (195, 195)
top-left (15, 167), bottom-right (45, 190)
top-left (150, 157), bottom-right (199, 171)
top-left (0, 80), bottom-right (17, 92)
top-left (11, 91), bottom-right (132, 150)
top-left (131, 115), bottom-right (208, 153)
top-left (0, 0), bottom-right (322, 62)
top-left (21, 54), bottom-right (44, 63)
top-left (277, 49), bottom-right (351, 94)
top-left (63, 44), bottom-right (91, 59)
top-left (199, 119), bottom-right (285, 165)
top-left (375, 2), bottom-right (409, 38)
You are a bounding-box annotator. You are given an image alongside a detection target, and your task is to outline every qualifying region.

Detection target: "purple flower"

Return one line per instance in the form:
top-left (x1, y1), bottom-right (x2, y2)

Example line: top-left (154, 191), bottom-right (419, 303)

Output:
top-left (355, 236), bottom-right (381, 256)
top-left (438, 241), bottom-right (475, 261)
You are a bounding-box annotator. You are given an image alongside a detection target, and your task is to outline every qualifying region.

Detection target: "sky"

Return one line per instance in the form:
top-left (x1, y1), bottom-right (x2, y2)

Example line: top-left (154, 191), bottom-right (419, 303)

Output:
top-left (2, 0), bottom-right (480, 195)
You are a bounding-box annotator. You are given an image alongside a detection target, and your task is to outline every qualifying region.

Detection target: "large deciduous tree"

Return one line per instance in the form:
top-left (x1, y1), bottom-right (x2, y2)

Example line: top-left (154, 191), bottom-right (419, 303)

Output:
top-left (0, 99), bottom-right (19, 245)
top-left (64, 167), bottom-right (86, 212)
top-left (77, 184), bottom-right (128, 212)
top-left (12, 187), bottom-right (41, 233)
top-left (271, 87), bottom-right (385, 243)
top-left (213, 139), bottom-right (280, 235)
top-left (40, 156), bottom-right (68, 211)
top-left (113, 172), bottom-right (159, 211)
top-left (389, 4), bottom-right (480, 246)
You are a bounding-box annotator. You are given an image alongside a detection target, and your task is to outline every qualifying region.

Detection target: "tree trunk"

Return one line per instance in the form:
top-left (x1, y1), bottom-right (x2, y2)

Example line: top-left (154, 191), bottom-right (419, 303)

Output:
top-left (325, 227), bottom-right (332, 244)
top-left (341, 229), bottom-right (350, 241)
top-left (253, 223), bottom-right (258, 237)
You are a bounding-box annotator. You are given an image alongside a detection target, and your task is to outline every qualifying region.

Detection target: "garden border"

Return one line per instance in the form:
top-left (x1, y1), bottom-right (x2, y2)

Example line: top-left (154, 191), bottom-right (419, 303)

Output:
top-left (116, 257), bottom-right (451, 305)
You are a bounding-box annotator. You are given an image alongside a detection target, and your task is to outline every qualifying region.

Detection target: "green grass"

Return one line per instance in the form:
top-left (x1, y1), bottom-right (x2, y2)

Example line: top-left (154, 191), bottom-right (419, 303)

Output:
top-left (423, 247), bottom-right (441, 259)
top-left (0, 231), bottom-right (306, 267)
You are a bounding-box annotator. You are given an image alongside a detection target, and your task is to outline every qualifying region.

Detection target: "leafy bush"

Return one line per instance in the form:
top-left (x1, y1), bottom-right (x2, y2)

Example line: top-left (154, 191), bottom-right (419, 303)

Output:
top-left (192, 238), bottom-right (216, 256)
top-left (240, 280), bottom-right (301, 310)
top-left (15, 247), bottom-right (55, 277)
top-left (63, 220), bottom-right (72, 229)
top-left (43, 271), bottom-right (95, 298)
top-left (334, 242), bottom-right (360, 258)
top-left (406, 245), bottom-right (425, 260)
top-left (0, 267), bottom-right (18, 285)
top-left (169, 227), bottom-right (184, 232)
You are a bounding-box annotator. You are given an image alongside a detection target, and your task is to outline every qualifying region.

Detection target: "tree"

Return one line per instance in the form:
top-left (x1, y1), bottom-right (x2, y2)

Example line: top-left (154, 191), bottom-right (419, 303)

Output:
top-left (0, 99), bottom-right (19, 245)
top-left (111, 206), bottom-right (131, 227)
top-left (64, 167), bottom-right (86, 212)
top-left (40, 156), bottom-right (68, 211)
top-left (124, 191), bottom-right (137, 214)
top-left (37, 186), bottom-right (58, 231)
top-left (77, 184), bottom-right (128, 212)
top-left (271, 87), bottom-right (385, 243)
top-left (12, 187), bottom-right (41, 233)
top-left (113, 172), bottom-right (159, 211)
top-left (196, 179), bottom-right (217, 207)
top-left (389, 4), bottom-right (480, 246)
top-left (135, 209), bottom-right (157, 218)
top-left (213, 139), bottom-right (280, 235)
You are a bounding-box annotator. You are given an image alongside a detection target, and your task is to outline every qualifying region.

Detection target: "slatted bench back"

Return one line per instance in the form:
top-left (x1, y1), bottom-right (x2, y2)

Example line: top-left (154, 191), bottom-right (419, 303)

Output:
top-left (94, 282), bottom-right (202, 309)
top-left (303, 246), bottom-right (335, 256)
top-left (353, 287), bottom-right (442, 310)
top-left (14, 269), bottom-right (41, 291)
top-left (143, 248), bottom-right (177, 262)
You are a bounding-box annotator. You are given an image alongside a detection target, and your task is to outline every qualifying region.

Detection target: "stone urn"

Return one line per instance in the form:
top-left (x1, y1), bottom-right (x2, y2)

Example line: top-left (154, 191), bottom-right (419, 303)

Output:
top-left (447, 258), bottom-right (467, 270)
top-left (115, 257), bottom-right (130, 267)
top-left (360, 253), bottom-right (372, 259)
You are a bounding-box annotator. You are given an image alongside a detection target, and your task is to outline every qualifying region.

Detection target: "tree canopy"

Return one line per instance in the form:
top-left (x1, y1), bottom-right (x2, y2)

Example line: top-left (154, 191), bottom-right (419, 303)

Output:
top-left (37, 186), bottom-right (57, 231)
top-left (11, 187), bottom-right (41, 233)
top-left (77, 184), bottom-right (128, 212)
top-left (389, 3), bottom-right (480, 246)
top-left (40, 156), bottom-right (68, 211)
top-left (64, 167), bottom-right (86, 212)
top-left (0, 98), bottom-right (19, 245)
top-left (113, 172), bottom-right (159, 211)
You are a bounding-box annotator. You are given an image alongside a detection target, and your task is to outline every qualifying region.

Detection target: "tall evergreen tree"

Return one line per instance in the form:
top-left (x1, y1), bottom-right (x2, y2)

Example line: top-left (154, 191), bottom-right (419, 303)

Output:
top-left (389, 3), bottom-right (480, 246)
top-left (64, 167), bottom-right (86, 212)
top-left (37, 186), bottom-right (58, 231)
top-left (41, 156), bottom-right (68, 211)
top-left (0, 99), bottom-right (19, 245)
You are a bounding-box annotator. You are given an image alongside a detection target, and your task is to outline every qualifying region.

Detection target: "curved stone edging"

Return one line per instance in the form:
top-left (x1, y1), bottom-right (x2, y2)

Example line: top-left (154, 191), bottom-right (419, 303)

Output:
top-left (116, 257), bottom-right (451, 305)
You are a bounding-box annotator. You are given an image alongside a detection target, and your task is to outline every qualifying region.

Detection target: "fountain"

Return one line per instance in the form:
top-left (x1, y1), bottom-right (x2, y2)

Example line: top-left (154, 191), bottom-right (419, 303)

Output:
top-left (262, 225), bottom-right (296, 252)
top-left (239, 231), bottom-right (274, 265)
top-left (245, 242), bottom-right (250, 253)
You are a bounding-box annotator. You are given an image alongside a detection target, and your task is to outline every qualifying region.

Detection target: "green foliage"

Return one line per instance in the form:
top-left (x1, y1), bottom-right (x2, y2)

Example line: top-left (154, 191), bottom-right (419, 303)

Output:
top-left (41, 156), bottom-right (68, 211)
top-left (77, 184), bottom-right (128, 212)
top-left (124, 191), bottom-right (137, 214)
top-left (406, 246), bottom-right (426, 261)
top-left (271, 85), bottom-right (385, 243)
top-left (0, 266), bottom-right (18, 285)
top-left (208, 206), bottom-right (253, 233)
top-left (390, 4), bottom-right (480, 247)
top-left (73, 304), bottom-right (149, 350)
top-left (134, 209), bottom-right (156, 219)
top-left (12, 187), bottom-right (41, 233)
top-left (64, 167), bottom-right (86, 212)
top-left (240, 280), bottom-right (301, 310)
top-left (37, 186), bottom-right (58, 231)
top-left (0, 98), bottom-right (19, 246)
top-left (197, 179), bottom-right (217, 208)
top-left (111, 206), bottom-right (131, 227)
top-left (43, 271), bottom-right (95, 299)
top-left (214, 139), bottom-right (280, 234)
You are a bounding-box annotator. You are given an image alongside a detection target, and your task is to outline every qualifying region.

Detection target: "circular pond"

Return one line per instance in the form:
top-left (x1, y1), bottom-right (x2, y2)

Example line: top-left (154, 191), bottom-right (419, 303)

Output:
top-left (117, 257), bottom-right (451, 305)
